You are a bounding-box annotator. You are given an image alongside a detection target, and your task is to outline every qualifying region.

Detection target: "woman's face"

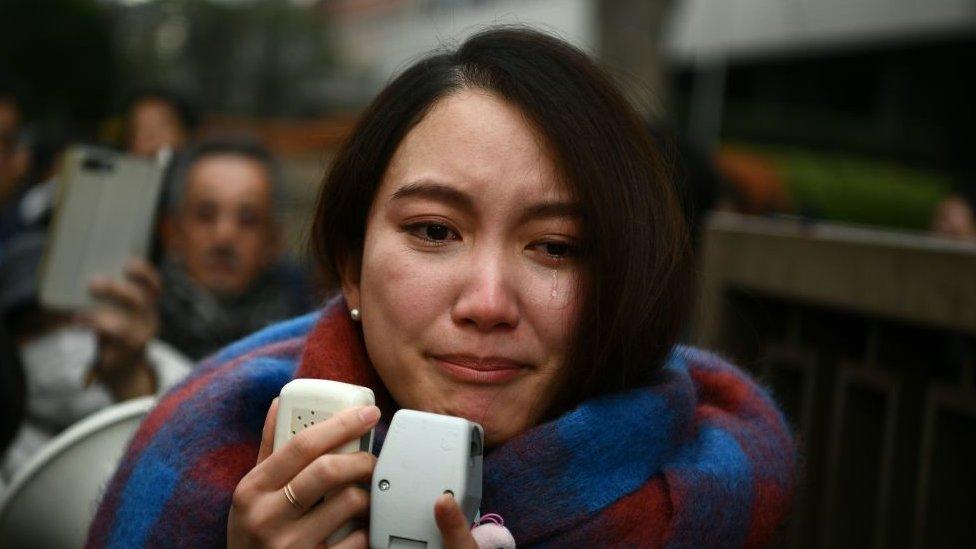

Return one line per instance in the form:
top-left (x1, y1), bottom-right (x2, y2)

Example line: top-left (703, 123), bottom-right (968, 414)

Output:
top-left (342, 89), bottom-right (584, 446)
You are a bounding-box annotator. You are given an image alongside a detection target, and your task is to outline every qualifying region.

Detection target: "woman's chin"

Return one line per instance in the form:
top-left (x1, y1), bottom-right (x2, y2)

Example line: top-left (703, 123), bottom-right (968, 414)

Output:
top-left (393, 375), bottom-right (543, 447)
top-left (440, 403), bottom-right (532, 448)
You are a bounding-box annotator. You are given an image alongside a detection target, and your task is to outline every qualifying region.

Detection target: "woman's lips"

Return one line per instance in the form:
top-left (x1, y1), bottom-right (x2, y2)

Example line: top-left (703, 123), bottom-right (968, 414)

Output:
top-left (432, 355), bottom-right (528, 384)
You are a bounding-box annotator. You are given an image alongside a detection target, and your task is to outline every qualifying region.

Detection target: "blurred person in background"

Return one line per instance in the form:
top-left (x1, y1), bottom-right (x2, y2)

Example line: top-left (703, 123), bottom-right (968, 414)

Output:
top-left (157, 138), bottom-right (312, 360)
top-left (121, 88), bottom-right (199, 268)
top-left (124, 88), bottom-right (197, 161)
top-left (931, 191), bottom-right (976, 241)
top-left (0, 231), bottom-right (191, 480)
top-left (0, 90), bottom-right (29, 214)
top-left (930, 91), bottom-right (976, 241)
top-left (0, 128), bottom-right (70, 244)
top-left (0, 89), bottom-right (19, 141)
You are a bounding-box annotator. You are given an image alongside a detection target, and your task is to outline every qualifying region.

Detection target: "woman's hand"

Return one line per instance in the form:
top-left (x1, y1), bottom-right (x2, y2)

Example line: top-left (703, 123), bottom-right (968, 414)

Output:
top-left (228, 399), bottom-right (381, 548)
top-left (434, 493), bottom-right (479, 549)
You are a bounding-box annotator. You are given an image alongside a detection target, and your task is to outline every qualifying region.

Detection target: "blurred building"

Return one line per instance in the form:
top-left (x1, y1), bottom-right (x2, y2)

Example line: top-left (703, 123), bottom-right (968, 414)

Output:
top-left (665, 0), bottom-right (976, 150)
top-left (674, 3), bottom-right (976, 548)
top-left (663, 0), bottom-right (976, 229)
top-left (108, 0), bottom-right (335, 117)
top-left (320, 0), bottom-right (597, 109)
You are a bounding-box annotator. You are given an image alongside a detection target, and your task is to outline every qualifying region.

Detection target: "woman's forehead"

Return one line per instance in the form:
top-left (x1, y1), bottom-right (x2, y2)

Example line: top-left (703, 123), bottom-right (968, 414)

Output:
top-left (378, 89), bottom-right (570, 203)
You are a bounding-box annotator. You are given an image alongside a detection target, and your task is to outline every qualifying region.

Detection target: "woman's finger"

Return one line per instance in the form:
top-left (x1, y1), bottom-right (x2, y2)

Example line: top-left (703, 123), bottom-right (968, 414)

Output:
top-left (327, 528), bottom-right (368, 549)
top-left (293, 484), bottom-right (370, 543)
top-left (255, 398), bottom-right (279, 466)
top-left (434, 493), bottom-right (479, 549)
top-left (283, 452), bottom-right (376, 517)
top-left (254, 405), bottom-right (381, 490)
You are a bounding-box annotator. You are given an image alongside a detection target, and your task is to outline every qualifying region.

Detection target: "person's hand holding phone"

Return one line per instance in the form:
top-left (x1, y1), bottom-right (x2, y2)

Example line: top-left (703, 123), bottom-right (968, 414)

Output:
top-left (228, 400), bottom-right (380, 548)
top-left (77, 258), bottom-right (161, 400)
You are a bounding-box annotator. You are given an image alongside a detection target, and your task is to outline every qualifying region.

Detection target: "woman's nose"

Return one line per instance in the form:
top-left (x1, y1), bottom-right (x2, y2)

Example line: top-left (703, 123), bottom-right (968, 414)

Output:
top-left (450, 253), bottom-right (520, 332)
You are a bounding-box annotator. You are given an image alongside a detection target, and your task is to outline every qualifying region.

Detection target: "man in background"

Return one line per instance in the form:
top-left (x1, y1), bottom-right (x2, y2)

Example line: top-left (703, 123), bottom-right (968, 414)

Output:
top-left (158, 137), bottom-right (311, 360)
top-left (124, 88), bottom-right (197, 160)
top-left (0, 231), bottom-right (191, 479)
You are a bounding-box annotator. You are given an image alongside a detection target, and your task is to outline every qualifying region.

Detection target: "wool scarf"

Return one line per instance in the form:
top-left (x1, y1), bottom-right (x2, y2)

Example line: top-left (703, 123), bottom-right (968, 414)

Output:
top-left (87, 297), bottom-right (795, 548)
top-left (158, 259), bottom-right (312, 361)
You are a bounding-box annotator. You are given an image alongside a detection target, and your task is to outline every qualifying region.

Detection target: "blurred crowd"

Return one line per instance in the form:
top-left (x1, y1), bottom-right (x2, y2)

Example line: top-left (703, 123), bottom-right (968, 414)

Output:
top-left (0, 87), bottom-right (314, 487)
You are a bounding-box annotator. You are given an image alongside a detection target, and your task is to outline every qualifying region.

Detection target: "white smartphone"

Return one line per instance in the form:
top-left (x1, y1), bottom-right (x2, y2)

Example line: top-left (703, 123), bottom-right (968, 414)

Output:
top-left (39, 145), bottom-right (165, 311)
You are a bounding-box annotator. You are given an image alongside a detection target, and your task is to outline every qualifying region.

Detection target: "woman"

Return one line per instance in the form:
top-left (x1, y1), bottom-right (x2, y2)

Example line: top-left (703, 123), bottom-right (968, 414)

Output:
top-left (87, 28), bottom-right (794, 548)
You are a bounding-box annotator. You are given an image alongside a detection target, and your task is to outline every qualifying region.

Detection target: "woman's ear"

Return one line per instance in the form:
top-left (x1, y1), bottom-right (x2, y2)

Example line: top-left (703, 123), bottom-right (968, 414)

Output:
top-left (337, 250), bottom-right (362, 312)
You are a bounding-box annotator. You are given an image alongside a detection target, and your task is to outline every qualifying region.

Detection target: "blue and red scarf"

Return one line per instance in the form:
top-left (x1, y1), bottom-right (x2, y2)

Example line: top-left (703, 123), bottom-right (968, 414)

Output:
top-left (87, 297), bottom-right (795, 547)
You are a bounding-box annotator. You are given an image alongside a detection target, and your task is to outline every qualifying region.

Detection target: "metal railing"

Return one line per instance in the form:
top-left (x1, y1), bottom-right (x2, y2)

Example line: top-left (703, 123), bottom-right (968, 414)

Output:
top-left (695, 212), bottom-right (976, 549)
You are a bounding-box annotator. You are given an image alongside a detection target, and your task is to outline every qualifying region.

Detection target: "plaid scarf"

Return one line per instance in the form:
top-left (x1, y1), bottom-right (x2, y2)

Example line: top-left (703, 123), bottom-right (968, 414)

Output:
top-left (87, 297), bottom-right (795, 548)
top-left (157, 259), bottom-right (311, 361)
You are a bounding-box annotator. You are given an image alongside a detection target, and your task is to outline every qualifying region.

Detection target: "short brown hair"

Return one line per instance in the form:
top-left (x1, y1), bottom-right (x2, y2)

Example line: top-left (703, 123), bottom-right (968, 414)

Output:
top-left (313, 27), bottom-right (693, 415)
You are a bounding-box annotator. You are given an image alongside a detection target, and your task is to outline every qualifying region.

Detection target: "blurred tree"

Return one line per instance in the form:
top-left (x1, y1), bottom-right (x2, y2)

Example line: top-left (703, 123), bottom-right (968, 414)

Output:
top-left (114, 0), bottom-right (334, 118)
top-left (0, 0), bottom-right (117, 129)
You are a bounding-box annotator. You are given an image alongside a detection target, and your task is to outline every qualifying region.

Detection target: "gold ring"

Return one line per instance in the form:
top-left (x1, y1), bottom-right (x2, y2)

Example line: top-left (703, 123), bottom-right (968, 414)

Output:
top-left (283, 483), bottom-right (304, 511)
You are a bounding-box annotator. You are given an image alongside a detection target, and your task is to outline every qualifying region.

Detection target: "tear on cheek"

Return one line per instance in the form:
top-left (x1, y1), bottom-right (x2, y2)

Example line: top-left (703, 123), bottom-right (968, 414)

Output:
top-left (544, 270), bottom-right (579, 310)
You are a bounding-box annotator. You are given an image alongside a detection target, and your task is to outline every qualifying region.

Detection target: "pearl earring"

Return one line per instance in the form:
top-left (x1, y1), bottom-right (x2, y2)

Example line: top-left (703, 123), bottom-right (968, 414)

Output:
top-left (350, 308), bottom-right (361, 321)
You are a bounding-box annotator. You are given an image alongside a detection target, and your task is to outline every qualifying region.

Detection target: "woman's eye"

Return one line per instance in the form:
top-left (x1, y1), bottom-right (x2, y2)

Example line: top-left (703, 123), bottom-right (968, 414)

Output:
top-left (544, 242), bottom-right (572, 257)
top-left (405, 222), bottom-right (459, 245)
top-left (533, 240), bottom-right (580, 261)
top-left (424, 224), bottom-right (452, 241)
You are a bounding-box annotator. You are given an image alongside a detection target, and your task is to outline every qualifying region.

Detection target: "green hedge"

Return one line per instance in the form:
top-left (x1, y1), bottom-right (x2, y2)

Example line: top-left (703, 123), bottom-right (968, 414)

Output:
top-left (739, 146), bottom-right (952, 231)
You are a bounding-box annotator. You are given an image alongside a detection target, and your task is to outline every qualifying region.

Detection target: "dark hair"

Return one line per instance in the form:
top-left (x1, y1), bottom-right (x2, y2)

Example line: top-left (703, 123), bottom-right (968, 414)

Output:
top-left (125, 87), bottom-right (199, 133)
top-left (165, 136), bottom-right (285, 218)
top-left (313, 27), bottom-right (693, 414)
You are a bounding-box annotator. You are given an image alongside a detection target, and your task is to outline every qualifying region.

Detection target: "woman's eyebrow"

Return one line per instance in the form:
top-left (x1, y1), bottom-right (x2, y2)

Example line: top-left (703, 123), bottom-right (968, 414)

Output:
top-left (390, 181), bottom-right (580, 223)
top-left (390, 182), bottom-right (475, 213)
top-left (517, 201), bottom-right (583, 224)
